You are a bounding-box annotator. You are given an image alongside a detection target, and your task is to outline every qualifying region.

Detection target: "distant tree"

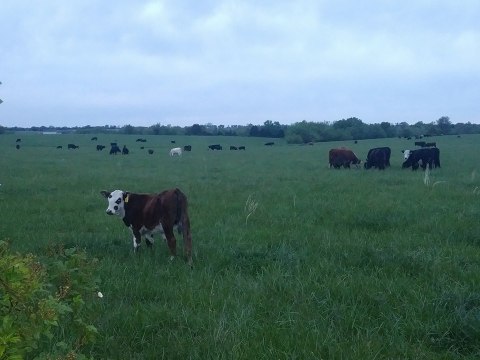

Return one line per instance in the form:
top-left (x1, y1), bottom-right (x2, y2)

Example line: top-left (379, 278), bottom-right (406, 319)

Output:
top-left (333, 117), bottom-right (364, 130)
top-left (185, 123), bottom-right (206, 136)
top-left (122, 124), bottom-right (135, 134)
top-left (396, 122), bottom-right (413, 138)
top-left (150, 123), bottom-right (162, 135)
top-left (453, 122), bottom-right (480, 135)
top-left (425, 122), bottom-right (441, 136)
top-left (0, 125), bottom-right (5, 134)
top-left (260, 120), bottom-right (285, 138)
top-left (380, 121), bottom-right (396, 137)
top-left (437, 116), bottom-right (453, 134)
top-left (285, 121), bottom-right (316, 143)
top-left (249, 125), bottom-right (259, 137)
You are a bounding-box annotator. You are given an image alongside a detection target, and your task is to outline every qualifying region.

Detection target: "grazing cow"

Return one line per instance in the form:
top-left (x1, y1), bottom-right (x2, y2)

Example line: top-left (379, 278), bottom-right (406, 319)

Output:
top-left (402, 148), bottom-right (441, 170)
top-left (208, 144), bottom-right (222, 150)
top-left (110, 142), bottom-right (117, 146)
top-left (329, 148), bottom-right (361, 169)
top-left (230, 146), bottom-right (238, 150)
top-left (415, 141), bottom-right (426, 147)
top-left (96, 145), bottom-right (106, 151)
top-left (264, 142), bottom-right (274, 146)
top-left (57, 146), bottom-right (63, 149)
top-left (170, 147), bottom-right (182, 156)
top-left (15, 144), bottom-right (20, 150)
top-left (136, 138), bottom-right (147, 142)
top-left (122, 145), bottom-right (129, 155)
top-left (424, 142), bottom-right (436, 147)
top-left (68, 144), bottom-right (79, 149)
top-left (100, 188), bottom-right (192, 265)
top-left (91, 137), bottom-right (98, 141)
top-left (16, 138), bottom-right (21, 143)
top-left (171, 140), bottom-right (176, 144)
top-left (183, 145), bottom-right (192, 152)
top-left (238, 146), bottom-right (246, 150)
top-left (364, 147), bottom-right (391, 170)
top-left (110, 144), bottom-right (121, 155)
top-left (148, 149), bottom-right (154, 155)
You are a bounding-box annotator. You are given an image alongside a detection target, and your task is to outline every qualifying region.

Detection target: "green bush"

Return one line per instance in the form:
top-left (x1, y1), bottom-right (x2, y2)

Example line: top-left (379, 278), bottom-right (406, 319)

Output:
top-left (0, 241), bottom-right (100, 359)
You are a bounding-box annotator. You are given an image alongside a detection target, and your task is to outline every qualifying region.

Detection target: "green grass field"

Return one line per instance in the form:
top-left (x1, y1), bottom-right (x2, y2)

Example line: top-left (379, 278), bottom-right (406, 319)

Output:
top-left (1, 133), bottom-right (480, 359)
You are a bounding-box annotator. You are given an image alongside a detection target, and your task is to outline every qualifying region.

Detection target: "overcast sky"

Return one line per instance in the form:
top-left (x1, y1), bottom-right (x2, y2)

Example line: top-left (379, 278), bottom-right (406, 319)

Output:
top-left (1, 0), bottom-right (479, 128)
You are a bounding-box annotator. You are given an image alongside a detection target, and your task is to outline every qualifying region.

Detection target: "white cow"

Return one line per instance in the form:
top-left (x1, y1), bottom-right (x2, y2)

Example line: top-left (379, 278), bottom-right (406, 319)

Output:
top-left (169, 147), bottom-right (182, 156)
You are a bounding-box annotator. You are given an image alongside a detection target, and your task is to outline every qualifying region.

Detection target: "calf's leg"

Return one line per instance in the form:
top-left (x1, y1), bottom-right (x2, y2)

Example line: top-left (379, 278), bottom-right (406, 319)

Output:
top-left (131, 228), bottom-right (142, 252)
top-left (164, 227), bottom-right (177, 260)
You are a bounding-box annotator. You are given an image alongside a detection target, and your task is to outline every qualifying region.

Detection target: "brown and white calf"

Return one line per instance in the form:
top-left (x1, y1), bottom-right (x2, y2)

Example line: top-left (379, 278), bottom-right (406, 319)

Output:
top-left (100, 188), bottom-right (192, 266)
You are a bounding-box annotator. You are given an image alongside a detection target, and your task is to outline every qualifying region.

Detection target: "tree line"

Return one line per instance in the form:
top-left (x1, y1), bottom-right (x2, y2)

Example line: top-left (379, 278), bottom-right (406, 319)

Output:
top-left (1, 116), bottom-right (479, 142)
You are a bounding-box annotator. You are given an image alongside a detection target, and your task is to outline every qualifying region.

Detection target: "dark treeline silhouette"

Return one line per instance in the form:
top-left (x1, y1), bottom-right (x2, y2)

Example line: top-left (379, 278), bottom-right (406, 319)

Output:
top-left (2, 116), bottom-right (479, 142)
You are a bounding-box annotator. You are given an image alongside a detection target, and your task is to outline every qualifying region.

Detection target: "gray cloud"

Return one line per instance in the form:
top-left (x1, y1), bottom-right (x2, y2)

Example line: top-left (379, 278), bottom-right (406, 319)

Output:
top-left (1, 0), bottom-right (479, 127)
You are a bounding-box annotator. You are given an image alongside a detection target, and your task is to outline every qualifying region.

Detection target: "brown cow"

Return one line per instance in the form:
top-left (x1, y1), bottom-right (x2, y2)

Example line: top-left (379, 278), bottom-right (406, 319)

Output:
top-left (329, 148), bottom-right (361, 169)
top-left (100, 188), bottom-right (192, 266)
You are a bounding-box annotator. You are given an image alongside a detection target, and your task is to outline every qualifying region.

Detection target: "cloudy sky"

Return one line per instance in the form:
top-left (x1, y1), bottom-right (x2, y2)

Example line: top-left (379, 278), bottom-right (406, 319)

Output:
top-left (1, 0), bottom-right (479, 128)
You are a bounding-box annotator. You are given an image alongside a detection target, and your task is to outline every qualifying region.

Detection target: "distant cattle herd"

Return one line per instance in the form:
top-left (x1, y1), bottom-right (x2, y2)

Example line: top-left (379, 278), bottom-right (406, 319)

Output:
top-left (12, 136), bottom-right (443, 171)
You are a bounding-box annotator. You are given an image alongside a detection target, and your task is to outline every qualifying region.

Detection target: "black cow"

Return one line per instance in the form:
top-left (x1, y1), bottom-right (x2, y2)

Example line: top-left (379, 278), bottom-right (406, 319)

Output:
top-left (16, 138), bottom-right (21, 143)
top-left (183, 145), bottom-right (192, 152)
top-left (171, 140), bottom-right (176, 144)
top-left (91, 137), bottom-right (98, 141)
top-left (238, 146), bottom-right (246, 150)
top-left (96, 145), bottom-right (106, 151)
top-left (230, 146), bottom-right (238, 150)
top-left (148, 149), bottom-right (154, 155)
top-left (68, 144), bottom-right (79, 149)
top-left (15, 144), bottom-right (20, 150)
top-left (136, 138), bottom-right (147, 142)
top-left (424, 142), bottom-right (436, 147)
top-left (57, 146), bottom-right (63, 149)
top-left (364, 147), bottom-right (391, 170)
top-left (265, 142), bottom-right (274, 146)
top-left (122, 145), bottom-right (129, 155)
top-left (415, 141), bottom-right (426, 147)
top-left (402, 148), bottom-right (441, 170)
top-left (110, 144), bottom-right (121, 155)
top-left (208, 144), bottom-right (222, 150)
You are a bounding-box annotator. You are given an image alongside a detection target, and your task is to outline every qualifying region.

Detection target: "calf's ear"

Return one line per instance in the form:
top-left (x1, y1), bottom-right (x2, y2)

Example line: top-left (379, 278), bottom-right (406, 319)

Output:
top-left (100, 190), bottom-right (111, 198)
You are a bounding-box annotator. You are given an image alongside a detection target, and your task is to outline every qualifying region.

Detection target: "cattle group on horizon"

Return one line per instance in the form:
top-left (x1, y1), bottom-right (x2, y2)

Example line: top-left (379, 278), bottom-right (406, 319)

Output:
top-left (11, 134), bottom-right (443, 171)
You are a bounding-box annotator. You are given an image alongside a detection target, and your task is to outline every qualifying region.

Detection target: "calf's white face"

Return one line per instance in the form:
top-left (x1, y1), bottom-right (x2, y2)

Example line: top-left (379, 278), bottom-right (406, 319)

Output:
top-left (101, 190), bottom-right (126, 217)
top-left (402, 150), bottom-right (411, 160)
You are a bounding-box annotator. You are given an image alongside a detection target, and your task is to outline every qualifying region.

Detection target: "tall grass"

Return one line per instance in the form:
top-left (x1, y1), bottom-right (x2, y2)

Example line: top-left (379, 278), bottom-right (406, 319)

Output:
top-left (1, 133), bottom-right (480, 358)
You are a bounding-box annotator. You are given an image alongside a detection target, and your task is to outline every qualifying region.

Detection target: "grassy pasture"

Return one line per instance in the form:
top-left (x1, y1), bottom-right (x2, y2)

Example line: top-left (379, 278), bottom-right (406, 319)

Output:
top-left (1, 133), bottom-right (480, 359)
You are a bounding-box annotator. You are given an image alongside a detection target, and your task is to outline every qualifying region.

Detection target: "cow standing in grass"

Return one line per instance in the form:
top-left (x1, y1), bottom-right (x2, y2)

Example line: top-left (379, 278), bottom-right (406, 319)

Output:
top-left (100, 188), bottom-right (192, 266)
top-left (110, 144), bottom-right (121, 155)
top-left (329, 148), bottom-right (361, 168)
top-left (364, 147), bottom-right (391, 170)
top-left (170, 147), bottom-right (182, 156)
top-left (402, 148), bottom-right (440, 170)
